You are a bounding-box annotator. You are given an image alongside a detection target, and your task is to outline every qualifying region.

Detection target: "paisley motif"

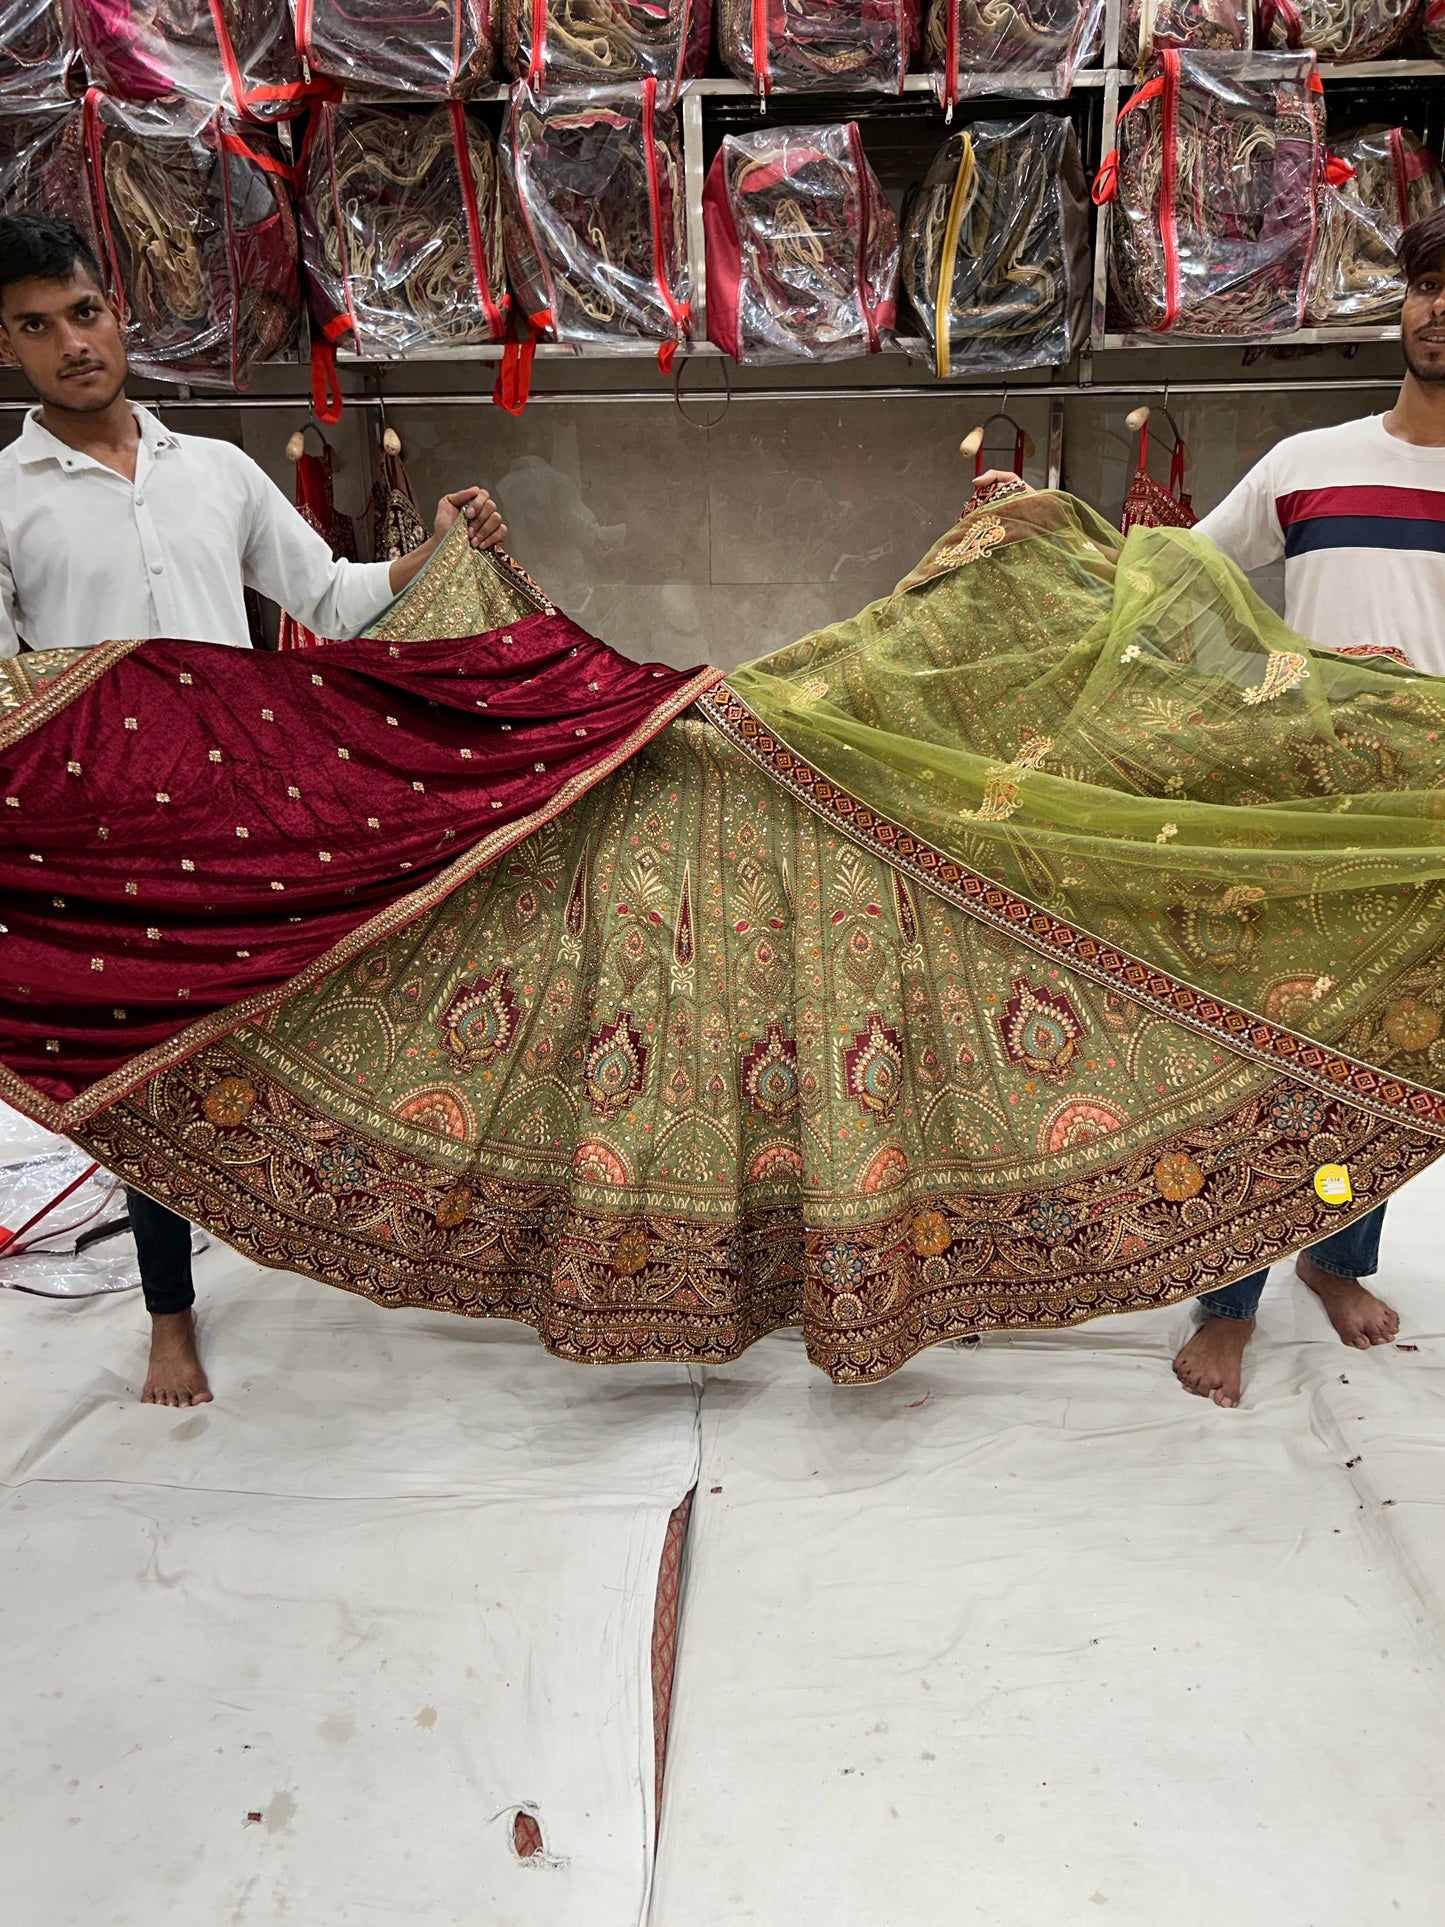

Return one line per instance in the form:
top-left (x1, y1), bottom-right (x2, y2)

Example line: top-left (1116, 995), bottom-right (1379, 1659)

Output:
top-left (998, 977), bottom-right (1086, 1082)
top-left (843, 1013), bottom-right (906, 1120)
top-left (740, 1022), bottom-right (800, 1122)
top-left (585, 1012), bottom-right (648, 1118)
top-left (440, 967), bottom-right (520, 1070)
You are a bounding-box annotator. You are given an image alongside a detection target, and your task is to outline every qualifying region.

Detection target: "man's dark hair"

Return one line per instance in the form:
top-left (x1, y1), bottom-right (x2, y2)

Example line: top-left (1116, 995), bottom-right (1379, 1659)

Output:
top-left (0, 213), bottom-right (104, 301)
top-left (1400, 206), bottom-right (1445, 287)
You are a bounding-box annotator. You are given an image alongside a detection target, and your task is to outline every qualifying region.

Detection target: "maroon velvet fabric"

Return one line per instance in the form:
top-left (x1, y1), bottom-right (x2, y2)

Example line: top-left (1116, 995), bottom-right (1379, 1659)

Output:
top-left (1, 613), bottom-right (713, 1106)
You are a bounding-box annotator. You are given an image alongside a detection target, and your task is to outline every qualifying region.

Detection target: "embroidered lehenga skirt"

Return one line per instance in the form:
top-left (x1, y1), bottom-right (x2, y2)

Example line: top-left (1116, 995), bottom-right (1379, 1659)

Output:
top-left (4, 487), bottom-right (1445, 1381)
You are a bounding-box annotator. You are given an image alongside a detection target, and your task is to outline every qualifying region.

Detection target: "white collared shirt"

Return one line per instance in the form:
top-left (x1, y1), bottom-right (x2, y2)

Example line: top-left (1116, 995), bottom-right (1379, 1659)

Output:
top-left (0, 404), bottom-right (396, 654)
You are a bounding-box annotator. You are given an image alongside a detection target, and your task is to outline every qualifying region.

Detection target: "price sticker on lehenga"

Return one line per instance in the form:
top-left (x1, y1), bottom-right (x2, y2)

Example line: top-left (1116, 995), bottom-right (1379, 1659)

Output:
top-left (1313, 1164), bottom-right (1354, 1207)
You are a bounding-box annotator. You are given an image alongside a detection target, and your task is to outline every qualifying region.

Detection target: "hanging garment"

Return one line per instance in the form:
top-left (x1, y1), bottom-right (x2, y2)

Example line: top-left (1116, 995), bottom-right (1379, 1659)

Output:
top-left (1306, 127), bottom-right (1445, 327)
top-left (716, 0), bottom-right (918, 96)
top-left (501, 0), bottom-right (711, 95)
top-left (7, 490), bottom-right (1445, 1380)
top-left (1119, 419), bottom-right (1195, 529)
top-left (277, 438), bottom-right (359, 650)
top-left (898, 115), bottom-right (1089, 377)
top-left (368, 437), bottom-right (431, 566)
top-left (293, 0), bottom-right (499, 98)
top-left (1097, 49), bottom-right (1325, 338)
top-left (703, 122), bottom-right (899, 365)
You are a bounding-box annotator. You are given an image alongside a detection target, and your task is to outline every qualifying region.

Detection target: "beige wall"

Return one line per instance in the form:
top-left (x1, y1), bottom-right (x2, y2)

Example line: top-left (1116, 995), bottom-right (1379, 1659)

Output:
top-left (1, 341), bottom-right (1405, 666)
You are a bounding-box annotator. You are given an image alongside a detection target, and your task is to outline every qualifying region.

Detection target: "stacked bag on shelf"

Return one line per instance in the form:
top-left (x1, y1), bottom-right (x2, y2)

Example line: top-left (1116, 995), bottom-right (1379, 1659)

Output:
top-left (2, 4), bottom-right (1444, 400)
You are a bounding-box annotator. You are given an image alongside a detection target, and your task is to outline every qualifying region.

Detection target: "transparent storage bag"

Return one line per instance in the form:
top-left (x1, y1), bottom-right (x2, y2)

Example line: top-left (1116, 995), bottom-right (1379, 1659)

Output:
top-left (716, 0), bottom-right (919, 95)
top-left (1307, 126), bottom-right (1445, 325)
top-left (1256, 0), bottom-right (1419, 64)
top-left (1119, 0), bottom-right (1252, 68)
top-left (299, 101), bottom-right (507, 417)
top-left (500, 80), bottom-right (690, 363)
top-left (703, 121), bottom-right (898, 364)
top-left (0, 0), bottom-right (77, 108)
top-left (80, 89), bottom-right (300, 387)
top-left (899, 114), bottom-right (1089, 376)
top-left (293, 0), bottom-right (499, 97)
top-left (1097, 49), bottom-right (1325, 338)
top-left (72, 0), bottom-right (308, 121)
top-left (924, 0), bottom-right (1104, 111)
top-left (501, 0), bottom-right (710, 95)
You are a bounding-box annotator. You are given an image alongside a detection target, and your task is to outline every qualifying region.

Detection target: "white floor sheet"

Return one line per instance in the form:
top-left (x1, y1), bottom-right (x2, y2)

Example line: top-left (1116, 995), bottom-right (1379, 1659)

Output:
top-left (1, 1171), bottom-right (1442, 1926)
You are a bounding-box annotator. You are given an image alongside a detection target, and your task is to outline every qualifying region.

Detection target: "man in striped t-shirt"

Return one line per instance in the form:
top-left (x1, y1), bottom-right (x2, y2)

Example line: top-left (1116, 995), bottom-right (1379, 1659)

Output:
top-left (1173, 206), bottom-right (1445, 1408)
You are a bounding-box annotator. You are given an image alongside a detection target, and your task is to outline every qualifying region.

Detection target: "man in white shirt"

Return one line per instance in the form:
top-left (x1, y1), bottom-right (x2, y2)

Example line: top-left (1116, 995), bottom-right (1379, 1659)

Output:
top-left (0, 212), bottom-right (508, 1407)
top-left (1173, 205), bottom-right (1445, 1409)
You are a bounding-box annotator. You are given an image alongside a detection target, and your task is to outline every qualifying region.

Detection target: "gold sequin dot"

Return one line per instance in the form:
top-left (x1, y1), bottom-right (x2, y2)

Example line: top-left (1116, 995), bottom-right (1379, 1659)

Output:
top-left (96, 826), bottom-right (108, 840)
top-left (500, 724), bottom-right (512, 732)
top-left (311, 674), bottom-right (323, 686)
top-left (208, 749), bottom-right (222, 763)
top-left (318, 851), bottom-right (332, 862)
top-left (67, 761), bottom-right (82, 775)
top-left (112, 1008), bottom-right (126, 1020)
top-left (52, 896), bottom-right (65, 908)
top-left (502, 634), bottom-right (514, 646)
top-left (460, 748), bottom-right (472, 760)
top-left (490, 800), bottom-right (503, 810)
top-left (366, 817), bottom-right (379, 828)
top-left (45, 1040), bottom-right (59, 1053)
top-left (534, 762), bottom-right (546, 774)
top-left (574, 728), bottom-right (587, 737)
top-left (385, 716), bottom-right (398, 727)
top-left (156, 792), bottom-right (170, 804)
top-left (179, 672), bottom-right (193, 686)
top-left (286, 786), bottom-right (301, 799)
top-left (124, 717), bottom-right (137, 730)
top-left (177, 989), bottom-right (190, 999)
top-left (90, 957), bottom-right (103, 971)
top-left (261, 709), bottom-right (274, 722)
top-left (5, 796), bottom-right (19, 807)
top-left (412, 781), bottom-right (425, 793)
top-left (124, 881), bottom-right (137, 895)
top-left (586, 681), bottom-right (599, 692)
top-left (388, 645), bottom-right (400, 658)
top-left (270, 881), bottom-right (285, 891)
top-left (146, 927), bottom-right (161, 940)
top-left (337, 747), bottom-right (350, 760)
top-left (236, 826), bottom-right (249, 839)
top-left (236, 949), bottom-right (250, 959)
top-left (28, 853), bottom-right (43, 863)
top-left (181, 859), bottom-right (195, 872)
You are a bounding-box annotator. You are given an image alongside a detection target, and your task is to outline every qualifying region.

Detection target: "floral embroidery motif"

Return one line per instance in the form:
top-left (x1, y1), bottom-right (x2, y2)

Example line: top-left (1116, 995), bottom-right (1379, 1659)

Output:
top-left (202, 1076), bottom-right (257, 1127)
top-left (933, 516), bottom-right (1006, 572)
top-left (395, 1087), bottom-right (475, 1141)
top-left (1154, 1151), bottom-right (1205, 1201)
top-left (843, 1013), bottom-right (905, 1119)
top-left (440, 968), bottom-right (520, 1070)
top-left (585, 1012), bottom-right (648, 1118)
top-left (1269, 1091), bottom-right (1327, 1140)
top-left (999, 977), bottom-right (1086, 1082)
top-left (315, 1144), bottom-right (366, 1194)
top-left (1038, 1097), bottom-right (1128, 1157)
top-left (1167, 886), bottom-right (1264, 971)
top-left (740, 1024), bottom-right (800, 1121)
top-left (1242, 650), bottom-right (1309, 706)
top-left (909, 1208), bottom-right (952, 1257)
top-left (436, 1183), bottom-right (474, 1228)
top-left (1382, 996), bottom-right (1441, 1053)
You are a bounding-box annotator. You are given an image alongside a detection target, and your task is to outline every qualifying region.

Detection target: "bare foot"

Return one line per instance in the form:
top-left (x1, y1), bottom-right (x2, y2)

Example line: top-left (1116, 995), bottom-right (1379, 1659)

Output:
top-left (1296, 1254), bottom-right (1400, 1350)
top-left (1173, 1315), bottom-right (1254, 1409)
top-left (142, 1310), bottom-right (212, 1407)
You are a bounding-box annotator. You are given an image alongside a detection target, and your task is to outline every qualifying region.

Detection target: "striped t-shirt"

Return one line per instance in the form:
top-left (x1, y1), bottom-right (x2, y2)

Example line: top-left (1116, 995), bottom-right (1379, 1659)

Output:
top-left (1194, 415), bottom-right (1445, 674)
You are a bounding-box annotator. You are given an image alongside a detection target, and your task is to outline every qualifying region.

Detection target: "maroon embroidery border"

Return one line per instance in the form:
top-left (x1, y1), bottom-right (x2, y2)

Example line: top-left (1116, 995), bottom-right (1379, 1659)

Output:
top-left (697, 682), bottom-right (1445, 1143)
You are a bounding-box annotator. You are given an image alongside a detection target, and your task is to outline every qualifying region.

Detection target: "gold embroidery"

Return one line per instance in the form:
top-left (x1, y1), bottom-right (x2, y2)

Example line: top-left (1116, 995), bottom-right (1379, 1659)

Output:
top-left (1242, 650), bottom-right (1309, 707)
top-left (67, 761), bottom-right (82, 776)
top-left (795, 676), bottom-right (829, 704)
top-left (208, 749), bottom-right (222, 763)
top-left (933, 517), bottom-right (1006, 572)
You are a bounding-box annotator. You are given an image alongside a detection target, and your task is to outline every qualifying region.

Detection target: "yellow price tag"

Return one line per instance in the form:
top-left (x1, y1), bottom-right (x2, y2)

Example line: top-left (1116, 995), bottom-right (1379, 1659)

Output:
top-left (1313, 1164), bottom-right (1353, 1207)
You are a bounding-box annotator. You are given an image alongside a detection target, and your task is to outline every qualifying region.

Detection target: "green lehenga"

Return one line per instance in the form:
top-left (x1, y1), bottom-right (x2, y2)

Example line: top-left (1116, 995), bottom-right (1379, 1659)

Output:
top-left (70, 485), bottom-right (1445, 1379)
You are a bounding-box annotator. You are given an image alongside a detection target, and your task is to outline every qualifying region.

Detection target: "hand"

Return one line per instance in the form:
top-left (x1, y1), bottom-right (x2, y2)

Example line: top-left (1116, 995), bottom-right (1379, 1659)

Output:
top-left (976, 469), bottom-right (1024, 490)
top-left (434, 486), bottom-right (507, 552)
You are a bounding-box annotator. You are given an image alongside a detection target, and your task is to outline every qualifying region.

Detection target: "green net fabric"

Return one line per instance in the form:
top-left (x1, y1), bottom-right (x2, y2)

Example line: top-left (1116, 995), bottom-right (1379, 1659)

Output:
top-left (63, 493), bottom-right (1445, 1381)
top-left (732, 487), bottom-right (1445, 1098)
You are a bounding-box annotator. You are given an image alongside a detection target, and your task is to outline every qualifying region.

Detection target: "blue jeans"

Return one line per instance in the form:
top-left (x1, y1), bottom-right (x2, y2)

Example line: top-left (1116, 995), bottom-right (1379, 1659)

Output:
top-left (1198, 1204), bottom-right (1386, 1322)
